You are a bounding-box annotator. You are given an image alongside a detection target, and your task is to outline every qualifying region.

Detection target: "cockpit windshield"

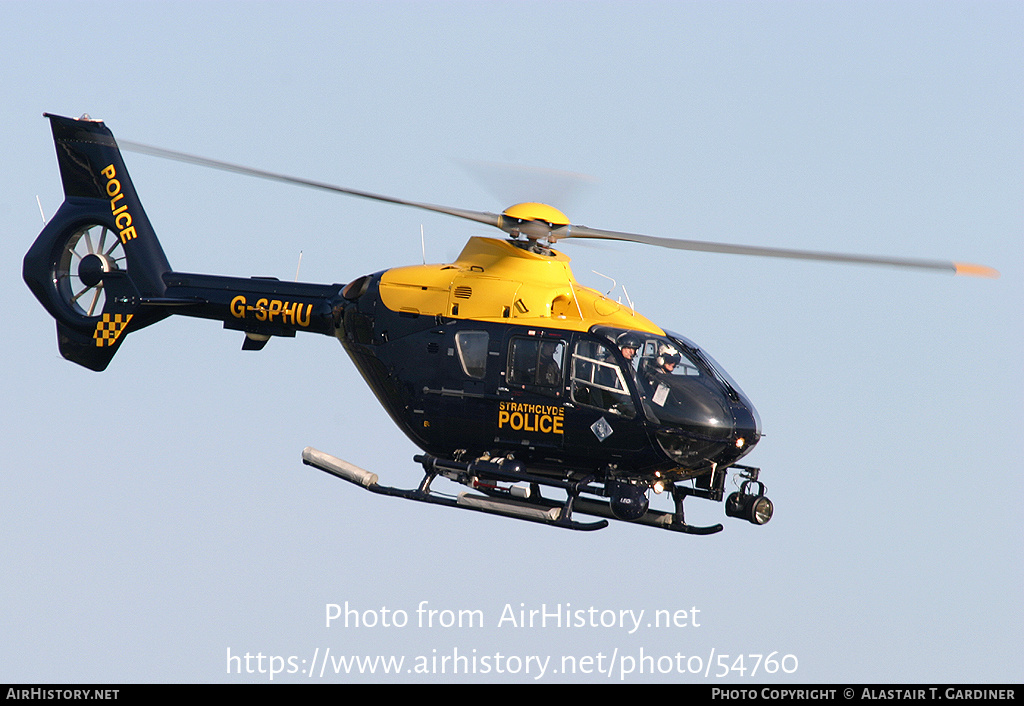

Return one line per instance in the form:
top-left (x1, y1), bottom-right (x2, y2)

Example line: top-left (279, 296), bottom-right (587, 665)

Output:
top-left (592, 327), bottom-right (742, 436)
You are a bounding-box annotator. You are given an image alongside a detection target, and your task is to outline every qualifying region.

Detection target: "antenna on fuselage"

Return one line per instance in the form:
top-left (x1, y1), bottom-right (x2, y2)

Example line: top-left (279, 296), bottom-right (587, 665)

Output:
top-left (592, 270), bottom-right (616, 295)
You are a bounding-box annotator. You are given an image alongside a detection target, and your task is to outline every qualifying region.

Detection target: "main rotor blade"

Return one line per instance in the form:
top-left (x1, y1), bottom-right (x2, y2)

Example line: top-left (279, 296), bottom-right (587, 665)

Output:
top-left (120, 140), bottom-right (997, 278)
top-left (457, 158), bottom-right (597, 213)
top-left (118, 140), bottom-right (502, 229)
top-left (559, 224), bottom-right (999, 278)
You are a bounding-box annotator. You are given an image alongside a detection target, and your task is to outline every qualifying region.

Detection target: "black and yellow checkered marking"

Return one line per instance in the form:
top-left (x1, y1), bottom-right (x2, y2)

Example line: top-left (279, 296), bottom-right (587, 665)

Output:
top-left (92, 314), bottom-right (133, 347)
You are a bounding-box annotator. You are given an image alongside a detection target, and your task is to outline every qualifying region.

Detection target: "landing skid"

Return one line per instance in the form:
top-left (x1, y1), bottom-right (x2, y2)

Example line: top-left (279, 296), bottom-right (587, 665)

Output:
top-left (302, 447), bottom-right (605, 531)
top-left (302, 447), bottom-right (724, 535)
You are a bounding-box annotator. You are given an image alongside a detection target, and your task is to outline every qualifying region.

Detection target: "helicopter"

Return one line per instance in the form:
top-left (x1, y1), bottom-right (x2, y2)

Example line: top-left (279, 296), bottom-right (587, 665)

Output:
top-left (23, 114), bottom-right (999, 535)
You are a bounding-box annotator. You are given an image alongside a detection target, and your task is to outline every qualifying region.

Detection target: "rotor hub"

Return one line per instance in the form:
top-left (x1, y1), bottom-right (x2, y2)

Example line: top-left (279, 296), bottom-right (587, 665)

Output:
top-left (499, 202), bottom-right (570, 241)
top-left (78, 253), bottom-right (117, 287)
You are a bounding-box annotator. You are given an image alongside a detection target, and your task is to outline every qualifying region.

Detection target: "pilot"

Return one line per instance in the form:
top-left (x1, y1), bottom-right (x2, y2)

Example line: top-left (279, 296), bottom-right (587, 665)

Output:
top-left (655, 345), bottom-right (681, 374)
top-left (616, 332), bottom-right (641, 363)
top-left (640, 344), bottom-right (682, 402)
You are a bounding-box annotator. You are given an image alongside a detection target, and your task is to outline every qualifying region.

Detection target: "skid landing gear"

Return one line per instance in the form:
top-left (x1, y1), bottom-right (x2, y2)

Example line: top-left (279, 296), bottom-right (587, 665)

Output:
top-left (302, 447), bottom-right (769, 534)
top-left (302, 447), bottom-right (606, 531)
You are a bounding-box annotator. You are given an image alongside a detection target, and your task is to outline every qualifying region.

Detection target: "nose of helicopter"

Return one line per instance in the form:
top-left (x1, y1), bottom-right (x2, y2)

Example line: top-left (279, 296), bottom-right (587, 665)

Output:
top-left (731, 395), bottom-right (762, 456)
top-left (648, 370), bottom-right (761, 468)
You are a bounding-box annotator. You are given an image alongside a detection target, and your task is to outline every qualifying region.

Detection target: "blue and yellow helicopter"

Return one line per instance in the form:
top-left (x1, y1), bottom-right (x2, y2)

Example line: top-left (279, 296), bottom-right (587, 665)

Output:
top-left (23, 114), bottom-right (998, 534)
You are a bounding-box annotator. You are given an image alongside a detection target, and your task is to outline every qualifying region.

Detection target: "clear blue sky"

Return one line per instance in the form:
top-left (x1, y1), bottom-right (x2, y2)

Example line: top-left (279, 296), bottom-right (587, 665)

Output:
top-left (2, 0), bottom-right (1021, 683)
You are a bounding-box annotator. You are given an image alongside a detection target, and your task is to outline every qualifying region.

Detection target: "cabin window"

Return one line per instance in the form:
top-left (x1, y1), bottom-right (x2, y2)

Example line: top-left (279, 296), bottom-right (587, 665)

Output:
top-left (507, 336), bottom-right (565, 388)
top-left (455, 331), bottom-right (488, 379)
top-left (570, 339), bottom-right (636, 418)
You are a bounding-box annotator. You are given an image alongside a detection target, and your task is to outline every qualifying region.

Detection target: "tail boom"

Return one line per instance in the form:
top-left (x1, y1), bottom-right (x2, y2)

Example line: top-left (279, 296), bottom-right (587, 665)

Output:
top-left (25, 113), bottom-right (344, 370)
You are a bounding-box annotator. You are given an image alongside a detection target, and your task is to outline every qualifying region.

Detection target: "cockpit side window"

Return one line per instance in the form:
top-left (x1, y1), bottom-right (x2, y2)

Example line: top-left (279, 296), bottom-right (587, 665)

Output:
top-left (455, 331), bottom-right (488, 379)
top-left (570, 339), bottom-right (636, 418)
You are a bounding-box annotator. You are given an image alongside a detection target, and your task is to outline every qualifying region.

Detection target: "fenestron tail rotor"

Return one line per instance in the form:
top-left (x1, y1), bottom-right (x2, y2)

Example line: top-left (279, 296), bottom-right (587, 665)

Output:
top-left (119, 140), bottom-right (999, 279)
top-left (56, 224), bottom-right (126, 319)
top-left (24, 115), bottom-right (175, 371)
